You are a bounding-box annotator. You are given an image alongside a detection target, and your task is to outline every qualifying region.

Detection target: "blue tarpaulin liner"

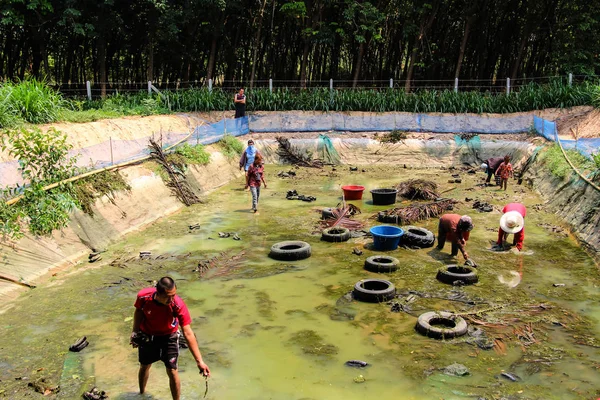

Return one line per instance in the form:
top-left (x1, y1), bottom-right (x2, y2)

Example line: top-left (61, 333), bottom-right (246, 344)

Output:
top-left (533, 116), bottom-right (600, 159)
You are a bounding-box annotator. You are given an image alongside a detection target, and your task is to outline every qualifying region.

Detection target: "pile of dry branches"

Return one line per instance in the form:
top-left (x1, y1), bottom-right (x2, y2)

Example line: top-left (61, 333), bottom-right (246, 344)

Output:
top-left (379, 198), bottom-right (457, 225)
top-left (320, 202), bottom-right (364, 230)
top-left (395, 179), bottom-right (439, 200)
top-left (149, 138), bottom-right (201, 206)
top-left (276, 137), bottom-right (323, 168)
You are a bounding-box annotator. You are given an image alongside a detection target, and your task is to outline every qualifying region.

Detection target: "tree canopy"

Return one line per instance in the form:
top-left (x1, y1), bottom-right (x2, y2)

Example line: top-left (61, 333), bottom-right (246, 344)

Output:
top-left (1, 0), bottom-right (599, 89)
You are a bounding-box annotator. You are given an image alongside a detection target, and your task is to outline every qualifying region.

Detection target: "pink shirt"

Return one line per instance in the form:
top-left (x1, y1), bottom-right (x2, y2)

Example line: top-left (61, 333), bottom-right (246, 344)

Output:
top-left (497, 203), bottom-right (526, 250)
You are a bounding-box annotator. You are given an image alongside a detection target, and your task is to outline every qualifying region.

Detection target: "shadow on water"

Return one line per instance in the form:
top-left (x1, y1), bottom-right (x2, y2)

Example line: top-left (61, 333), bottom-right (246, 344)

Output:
top-left (1, 165), bottom-right (600, 399)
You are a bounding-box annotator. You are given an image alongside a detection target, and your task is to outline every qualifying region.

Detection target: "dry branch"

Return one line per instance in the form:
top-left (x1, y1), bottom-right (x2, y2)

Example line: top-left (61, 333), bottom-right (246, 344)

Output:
top-left (379, 198), bottom-right (457, 225)
top-left (149, 138), bottom-right (201, 206)
top-left (276, 137), bottom-right (323, 168)
top-left (395, 179), bottom-right (439, 200)
top-left (320, 203), bottom-right (364, 230)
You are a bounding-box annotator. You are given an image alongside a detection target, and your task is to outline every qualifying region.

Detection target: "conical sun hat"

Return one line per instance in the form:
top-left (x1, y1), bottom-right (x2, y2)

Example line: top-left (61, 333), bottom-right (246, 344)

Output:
top-left (500, 211), bottom-right (524, 234)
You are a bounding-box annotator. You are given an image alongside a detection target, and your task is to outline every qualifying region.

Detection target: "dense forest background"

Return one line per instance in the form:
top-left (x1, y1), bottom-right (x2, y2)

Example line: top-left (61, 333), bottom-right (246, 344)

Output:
top-left (1, 0), bottom-right (599, 92)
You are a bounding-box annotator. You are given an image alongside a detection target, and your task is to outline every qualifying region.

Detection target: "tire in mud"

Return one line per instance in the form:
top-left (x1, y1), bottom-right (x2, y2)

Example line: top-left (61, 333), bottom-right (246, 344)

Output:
top-left (269, 241), bottom-right (312, 261)
top-left (415, 311), bottom-right (468, 339)
top-left (364, 256), bottom-right (399, 273)
top-left (401, 226), bottom-right (435, 248)
top-left (436, 265), bottom-right (478, 285)
top-left (352, 279), bottom-right (396, 303)
top-left (321, 227), bottom-right (351, 242)
top-left (377, 212), bottom-right (400, 224)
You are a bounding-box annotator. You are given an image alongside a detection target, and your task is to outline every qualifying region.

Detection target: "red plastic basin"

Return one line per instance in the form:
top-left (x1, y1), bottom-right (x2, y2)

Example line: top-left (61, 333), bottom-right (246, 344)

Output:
top-left (342, 185), bottom-right (365, 200)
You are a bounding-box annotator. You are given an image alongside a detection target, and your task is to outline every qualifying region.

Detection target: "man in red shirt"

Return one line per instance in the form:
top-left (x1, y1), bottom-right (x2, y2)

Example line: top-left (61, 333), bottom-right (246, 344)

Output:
top-left (437, 214), bottom-right (473, 261)
top-left (131, 277), bottom-right (210, 400)
top-left (498, 203), bottom-right (526, 251)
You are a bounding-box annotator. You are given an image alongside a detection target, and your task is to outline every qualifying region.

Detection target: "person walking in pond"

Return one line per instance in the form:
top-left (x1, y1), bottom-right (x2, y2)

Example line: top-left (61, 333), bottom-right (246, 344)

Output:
top-left (480, 156), bottom-right (504, 185)
top-left (239, 139), bottom-right (261, 187)
top-left (497, 203), bottom-right (526, 251)
top-left (436, 214), bottom-right (473, 262)
top-left (495, 155), bottom-right (513, 191)
top-left (247, 153), bottom-right (267, 212)
top-left (130, 276), bottom-right (210, 400)
top-left (234, 88), bottom-right (246, 118)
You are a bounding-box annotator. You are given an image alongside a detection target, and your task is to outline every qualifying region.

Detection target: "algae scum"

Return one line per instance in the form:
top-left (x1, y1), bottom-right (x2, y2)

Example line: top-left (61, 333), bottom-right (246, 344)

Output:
top-left (1, 165), bottom-right (600, 400)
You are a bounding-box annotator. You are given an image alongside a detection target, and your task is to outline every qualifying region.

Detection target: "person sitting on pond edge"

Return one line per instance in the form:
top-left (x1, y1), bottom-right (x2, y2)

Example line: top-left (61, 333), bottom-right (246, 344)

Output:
top-left (247, 153), bottom-right (267, 213)
top-left (498, 203), bottom-right (526, 251)
top-left (437, 214), bottom-right (473, 261)
top-left (131, 276), bottom-right (210, 400)
top-left (234, 88), bottom-right (246, 118)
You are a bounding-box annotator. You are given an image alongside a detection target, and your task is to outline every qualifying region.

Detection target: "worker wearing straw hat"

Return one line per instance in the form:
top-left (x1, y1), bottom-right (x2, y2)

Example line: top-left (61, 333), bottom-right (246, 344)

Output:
top-left (498, 203), bottom-right (526, 251)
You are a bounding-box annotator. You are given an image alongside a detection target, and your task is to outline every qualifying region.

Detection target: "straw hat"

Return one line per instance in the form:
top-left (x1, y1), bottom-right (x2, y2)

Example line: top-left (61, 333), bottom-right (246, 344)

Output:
top-left (480, 163), bottom-right (488, 170)
top-left (500, 211), bottom-right (524, 234)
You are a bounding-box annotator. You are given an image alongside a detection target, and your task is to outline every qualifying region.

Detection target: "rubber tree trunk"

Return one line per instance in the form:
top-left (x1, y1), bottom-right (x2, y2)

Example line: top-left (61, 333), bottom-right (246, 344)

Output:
top-left (97, 36), bottom-right (107, 98)
top-left (454, 16), bottom-right (472, 79)
top-left (405, 2), bottom-right (440, 92)
top-left (206, 35), bottom-right (218, 82)
top-left (146, 36), bottom-right (154, 82)
top-left (249, 0), bottom-right (268, 89)
top-left (352, 41), bottom-right (366, 88)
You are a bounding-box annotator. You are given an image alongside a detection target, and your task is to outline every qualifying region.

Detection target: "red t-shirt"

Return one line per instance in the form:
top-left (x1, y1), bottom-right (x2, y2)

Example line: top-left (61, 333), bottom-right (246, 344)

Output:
top-left (134, 287), bottom-right (192, 336)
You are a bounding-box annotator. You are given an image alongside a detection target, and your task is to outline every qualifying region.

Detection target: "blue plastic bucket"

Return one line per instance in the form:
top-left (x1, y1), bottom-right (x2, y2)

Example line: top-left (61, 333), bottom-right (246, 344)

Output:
top-left (370, 225), bottom-right (404, 251)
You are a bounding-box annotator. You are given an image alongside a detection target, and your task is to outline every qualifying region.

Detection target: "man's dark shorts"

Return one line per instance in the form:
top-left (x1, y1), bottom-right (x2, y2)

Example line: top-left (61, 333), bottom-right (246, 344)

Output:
top-left (138, 332), bottom-right (180, 369)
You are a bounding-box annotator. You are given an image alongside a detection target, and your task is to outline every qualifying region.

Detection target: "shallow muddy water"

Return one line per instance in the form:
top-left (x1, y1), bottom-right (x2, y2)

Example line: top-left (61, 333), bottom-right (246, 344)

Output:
top-left (1, 165), bottom-right (600, 399)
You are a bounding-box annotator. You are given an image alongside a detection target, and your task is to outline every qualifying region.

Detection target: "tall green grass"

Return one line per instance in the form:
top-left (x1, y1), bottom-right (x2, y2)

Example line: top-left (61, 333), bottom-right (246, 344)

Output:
top-left (1, 79), bottom-right (599, 129)
top-left (0, 79), bottom-right (64, 127)
top-left (217, 135), bottom-right (244, 159)
top-left (159, 81), bottom-right (599, 113)
top-left (539, 144), bottom-right (596, 179)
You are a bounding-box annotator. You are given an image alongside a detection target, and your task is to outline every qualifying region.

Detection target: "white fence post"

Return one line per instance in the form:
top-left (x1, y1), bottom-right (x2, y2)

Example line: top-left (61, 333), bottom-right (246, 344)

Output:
top-left (506, 78), bottom-right (510, 94)
top-left (454, 78), bottom-right (458, 93)
top-left (208, 79), bottom-right (213, 93)
top-left (389, 78), bottom-right (393, 89)
top-left (86, 81), bottom-right (91, 100)
top-left (568, 73), bottom-right (573, 87)
top-left (148, 81), bottom-right (152, 95)
top-left (330, 79), bottom-right (333, 91)
top-left (269, 78), bottom-right (273, 93)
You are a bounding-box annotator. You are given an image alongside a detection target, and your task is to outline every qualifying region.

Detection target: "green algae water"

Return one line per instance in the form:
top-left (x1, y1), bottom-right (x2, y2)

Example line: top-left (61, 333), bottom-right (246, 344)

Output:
top-left (1, 165), bottom-right (600, 399)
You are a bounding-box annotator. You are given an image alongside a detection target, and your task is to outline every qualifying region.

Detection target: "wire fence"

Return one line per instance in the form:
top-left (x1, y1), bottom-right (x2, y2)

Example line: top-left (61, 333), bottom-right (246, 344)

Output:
top-left (52, 74), bottom-right (600, 99)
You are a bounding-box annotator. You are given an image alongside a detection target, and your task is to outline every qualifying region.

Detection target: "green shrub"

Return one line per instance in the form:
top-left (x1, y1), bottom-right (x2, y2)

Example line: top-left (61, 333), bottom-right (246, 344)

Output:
top-left (217, 135), bottom-right (243, 159)
top-left (1, 127), bottom-right (79, 238)
top-left (174, 143), bottom-right (211, 165)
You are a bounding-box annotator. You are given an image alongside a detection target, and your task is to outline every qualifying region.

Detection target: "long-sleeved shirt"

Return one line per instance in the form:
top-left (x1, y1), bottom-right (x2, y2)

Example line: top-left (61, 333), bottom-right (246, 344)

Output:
top-left (497, 203), bottom-right (526, 250)
top-left (439, 214), bottom-right (470, 257)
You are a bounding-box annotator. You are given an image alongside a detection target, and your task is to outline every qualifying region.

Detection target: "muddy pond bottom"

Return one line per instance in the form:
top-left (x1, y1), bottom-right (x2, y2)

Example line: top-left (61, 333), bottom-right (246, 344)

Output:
top-left (1, 165), bottom-right (600, 400)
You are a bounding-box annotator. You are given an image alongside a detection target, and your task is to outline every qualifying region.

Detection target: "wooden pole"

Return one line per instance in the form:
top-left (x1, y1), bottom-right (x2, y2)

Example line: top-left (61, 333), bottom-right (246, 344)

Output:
top-left (0, 274), bottom-right (36, 288)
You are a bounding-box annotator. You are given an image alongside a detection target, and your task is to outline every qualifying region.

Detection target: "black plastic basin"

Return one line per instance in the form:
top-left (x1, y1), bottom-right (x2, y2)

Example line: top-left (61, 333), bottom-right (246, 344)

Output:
top-left (370, 188), bottom-right (397, 205)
